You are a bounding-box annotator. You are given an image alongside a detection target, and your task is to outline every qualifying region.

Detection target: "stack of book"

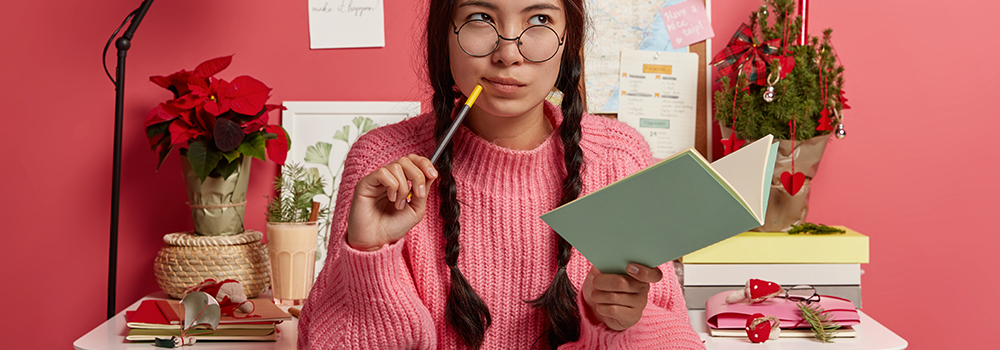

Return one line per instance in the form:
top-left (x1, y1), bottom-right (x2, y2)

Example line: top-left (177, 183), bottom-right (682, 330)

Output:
top-left (124, 298), bottom-right (292, 342)
top-left (681, 226), bottom-right (869, 310)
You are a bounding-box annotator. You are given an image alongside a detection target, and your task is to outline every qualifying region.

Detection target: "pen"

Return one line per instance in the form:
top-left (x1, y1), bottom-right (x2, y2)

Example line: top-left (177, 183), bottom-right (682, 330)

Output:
top-left (430, 84), bottom-right (483, 164)
top-left (406, 85), bottom-right (481, 202)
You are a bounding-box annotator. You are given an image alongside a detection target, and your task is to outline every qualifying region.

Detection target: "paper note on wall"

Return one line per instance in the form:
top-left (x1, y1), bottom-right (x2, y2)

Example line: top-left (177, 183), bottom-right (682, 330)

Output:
top-left (660, 0), bottom-right (714, 49)
top-left (617, 50), bottom-right (698, 159)
top-left (308, 0), bottom-right (385, 49)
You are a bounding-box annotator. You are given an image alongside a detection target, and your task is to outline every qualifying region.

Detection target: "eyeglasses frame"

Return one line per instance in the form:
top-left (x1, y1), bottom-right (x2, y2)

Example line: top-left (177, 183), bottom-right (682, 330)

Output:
top-left (452, 19), bottom-right (566, 63)
top-left (780, 285), bottom-right (822, 304)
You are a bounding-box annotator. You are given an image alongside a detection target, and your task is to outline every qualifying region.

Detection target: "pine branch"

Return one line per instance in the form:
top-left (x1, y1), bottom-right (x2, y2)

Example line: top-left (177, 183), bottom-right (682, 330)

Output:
top-left (797, 301), bottom-right (841, 342)
top-left (265, 163), bottom-right (329, 223)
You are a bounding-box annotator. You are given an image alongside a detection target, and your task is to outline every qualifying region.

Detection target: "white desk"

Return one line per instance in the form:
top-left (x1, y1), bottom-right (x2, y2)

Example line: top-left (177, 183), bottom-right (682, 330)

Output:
top-left (76, 295), bottom-right (906, 350)
top-left (689, 309), bottom-right (907, 350)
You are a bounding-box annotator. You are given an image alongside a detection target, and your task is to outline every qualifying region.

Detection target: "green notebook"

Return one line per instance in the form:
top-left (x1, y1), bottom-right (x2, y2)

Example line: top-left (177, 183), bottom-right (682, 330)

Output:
top-left (541, 135), bottom-right (778, 274)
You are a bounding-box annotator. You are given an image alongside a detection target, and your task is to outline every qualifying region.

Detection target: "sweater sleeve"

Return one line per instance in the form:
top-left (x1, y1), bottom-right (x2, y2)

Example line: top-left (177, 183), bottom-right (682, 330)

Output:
top-left (562, 120), bottom-right (705, 349)
top-left (297, 124), bottom-right (437, 350)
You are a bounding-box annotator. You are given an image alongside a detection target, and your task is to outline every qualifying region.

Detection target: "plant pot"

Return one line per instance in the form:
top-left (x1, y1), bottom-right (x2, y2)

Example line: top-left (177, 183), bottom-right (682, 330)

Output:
top-left (153, 230), bottom-right (271, 299)
top-left (181, 156), bottom-right (251, 236)
top-left (719, 125), bottom-right (830, 232)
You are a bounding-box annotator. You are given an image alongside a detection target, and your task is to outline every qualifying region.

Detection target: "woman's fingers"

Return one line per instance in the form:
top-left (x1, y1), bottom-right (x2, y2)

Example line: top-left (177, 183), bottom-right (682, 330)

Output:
top-left (626, 263), bottom-right (663, 284)
top-left (585, 265), bottom-right (659, 331)
top-left (359, 155), bottom-right (438, 210)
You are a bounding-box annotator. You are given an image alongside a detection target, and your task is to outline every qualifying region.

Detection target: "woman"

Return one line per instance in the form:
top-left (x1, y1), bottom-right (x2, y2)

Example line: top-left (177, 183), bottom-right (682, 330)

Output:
top-left (298, 0), bottom-right (704, 348)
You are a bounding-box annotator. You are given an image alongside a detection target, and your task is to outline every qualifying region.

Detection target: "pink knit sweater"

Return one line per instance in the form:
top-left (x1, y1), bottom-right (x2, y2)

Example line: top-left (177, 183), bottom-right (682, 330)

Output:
top-left (298, 102), bottom-right (705, 349)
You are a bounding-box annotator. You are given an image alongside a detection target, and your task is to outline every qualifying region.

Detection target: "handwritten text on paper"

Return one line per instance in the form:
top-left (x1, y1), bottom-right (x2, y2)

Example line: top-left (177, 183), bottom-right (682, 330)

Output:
top-left (660, 0), bottom-right (714, 49)
top-left (308, 0), bottom-right (385, 49)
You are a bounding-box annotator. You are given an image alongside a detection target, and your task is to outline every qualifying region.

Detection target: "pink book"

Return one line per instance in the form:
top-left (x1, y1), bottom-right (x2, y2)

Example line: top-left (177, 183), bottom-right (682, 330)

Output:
top-left (705, 291), bottom-right (860, 329)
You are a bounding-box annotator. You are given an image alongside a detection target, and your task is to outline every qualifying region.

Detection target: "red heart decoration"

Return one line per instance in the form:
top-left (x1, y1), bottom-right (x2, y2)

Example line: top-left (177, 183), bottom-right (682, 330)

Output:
top-left (780, 171), bottom-right (805, 195)
top-left (745, 313), bottom-right (771, 343)
top-left (747, 279), bottom-right (783, 300)
top-left (778, 56), bottom-right (796, 79)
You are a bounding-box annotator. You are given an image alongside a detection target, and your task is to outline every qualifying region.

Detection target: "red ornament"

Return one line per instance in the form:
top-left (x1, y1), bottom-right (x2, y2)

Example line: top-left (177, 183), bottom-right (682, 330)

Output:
top-left (747, 278), bottom-right (783, 301)
top-left (722, 132), bottom-right (746, 155)
top-left (725, 278), bottom-right (785, 304)
top-left (746, 313), bottom-right (781, 343)
top-left (816, 108), bottom-right (834, 131)
top-left (780, 171), bottom-right (806, 195)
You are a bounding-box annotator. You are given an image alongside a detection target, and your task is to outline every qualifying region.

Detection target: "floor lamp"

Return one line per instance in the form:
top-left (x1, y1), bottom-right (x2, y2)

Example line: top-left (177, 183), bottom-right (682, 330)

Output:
top-left (104, 0), bottom-right (155, 320)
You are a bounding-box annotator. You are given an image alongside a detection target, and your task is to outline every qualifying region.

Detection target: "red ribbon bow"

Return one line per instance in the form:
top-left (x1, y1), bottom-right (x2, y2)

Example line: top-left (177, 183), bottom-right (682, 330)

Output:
top-left (710, 23), bottom-right (782, 86)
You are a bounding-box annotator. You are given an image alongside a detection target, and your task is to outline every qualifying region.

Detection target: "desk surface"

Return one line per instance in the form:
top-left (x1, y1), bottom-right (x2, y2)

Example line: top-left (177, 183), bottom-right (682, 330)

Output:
top-left (76, 296), bottom-right (906, 350)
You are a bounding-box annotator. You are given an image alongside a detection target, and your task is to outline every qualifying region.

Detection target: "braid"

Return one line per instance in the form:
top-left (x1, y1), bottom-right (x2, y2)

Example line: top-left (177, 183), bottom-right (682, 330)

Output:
top-left (434, 86), bottom-right (493, 349)
top-left (528, 8), bottom-right (586, 346)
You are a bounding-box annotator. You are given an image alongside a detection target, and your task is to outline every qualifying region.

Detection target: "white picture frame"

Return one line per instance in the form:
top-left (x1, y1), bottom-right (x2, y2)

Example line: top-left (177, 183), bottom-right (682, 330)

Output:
top-left (281, 101), bottom-right (421, 279)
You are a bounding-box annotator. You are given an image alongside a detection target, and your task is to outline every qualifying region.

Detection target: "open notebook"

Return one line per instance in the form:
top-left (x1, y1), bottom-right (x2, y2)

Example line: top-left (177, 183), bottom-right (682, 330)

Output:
top-left (541, 135), bottom-right (778, 274)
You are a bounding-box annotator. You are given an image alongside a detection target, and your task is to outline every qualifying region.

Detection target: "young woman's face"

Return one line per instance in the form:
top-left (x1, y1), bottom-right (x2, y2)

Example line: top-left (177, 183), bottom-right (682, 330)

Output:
top-left (449, 0), bottom-right (566, 118)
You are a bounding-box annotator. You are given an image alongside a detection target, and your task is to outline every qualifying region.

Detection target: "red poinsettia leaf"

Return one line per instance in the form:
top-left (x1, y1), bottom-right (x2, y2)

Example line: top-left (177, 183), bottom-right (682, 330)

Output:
top-left (264, 125), bottom-right (289, 165)
top-left (189, 108), bottom-right (214, 136)
top-left (264, 104), bottom-right (287, 113)
top-left (171, 92), bottom-right (207, 110)
top-left (203, 78), bottom-right (232, 116)
top-left (194, 55), bottom-right (233, 78)
top-left (225, 76), bottom-right (272, 115)
top-left (242, 118), bottom-right (266, 134)
top-left (145, 103), bottom-right (179, 128)
top-left (150, 75), bottom-right (172, 89)
top-left (214, 118), bottom-right (245, 152)
top-left (169, 119), bottom-right (204, 146)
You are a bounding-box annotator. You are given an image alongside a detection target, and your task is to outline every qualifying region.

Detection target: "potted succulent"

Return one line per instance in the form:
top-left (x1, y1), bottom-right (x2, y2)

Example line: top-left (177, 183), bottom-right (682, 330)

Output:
top-left (264, 163), bottom-right (328, 305)
top-left (711, 0), bottom-right (847, 231)
top-left (144, 55), bottom-right (290, 236)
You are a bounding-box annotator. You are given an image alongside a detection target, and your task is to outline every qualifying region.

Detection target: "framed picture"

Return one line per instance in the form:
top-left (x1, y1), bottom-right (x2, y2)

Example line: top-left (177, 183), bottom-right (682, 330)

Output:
top-left (281, 101), bottom-right (421, 279)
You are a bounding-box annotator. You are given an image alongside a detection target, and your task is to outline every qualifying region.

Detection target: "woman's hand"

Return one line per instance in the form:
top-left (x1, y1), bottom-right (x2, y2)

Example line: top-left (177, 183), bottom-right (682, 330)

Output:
top-left (346, 154), bottom-right (438, 251)
top-left (582, 264), bottom-right (663, 331)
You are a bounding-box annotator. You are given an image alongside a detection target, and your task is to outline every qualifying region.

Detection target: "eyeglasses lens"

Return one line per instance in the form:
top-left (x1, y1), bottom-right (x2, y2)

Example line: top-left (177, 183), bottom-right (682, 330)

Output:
top-left (457, 21), bottom-right (561, 62)
top-left (786, 285), bottom-right (819, 303)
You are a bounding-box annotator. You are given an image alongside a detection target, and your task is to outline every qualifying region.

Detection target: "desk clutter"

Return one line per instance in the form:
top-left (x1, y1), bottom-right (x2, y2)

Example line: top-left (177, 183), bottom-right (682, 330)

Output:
top-left (124, 280), bottom-right (292, 346)
top-left (681, 226), bottom-right (869, 342)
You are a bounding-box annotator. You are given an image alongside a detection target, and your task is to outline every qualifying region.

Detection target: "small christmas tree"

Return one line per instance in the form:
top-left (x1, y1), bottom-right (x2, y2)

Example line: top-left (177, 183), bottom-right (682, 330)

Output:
top-left (713, 0), bottom-right (847, 143)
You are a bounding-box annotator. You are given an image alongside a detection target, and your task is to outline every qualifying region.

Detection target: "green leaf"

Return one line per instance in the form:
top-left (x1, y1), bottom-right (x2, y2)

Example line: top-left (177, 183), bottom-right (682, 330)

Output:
top-left (222, 150), bottom-right (241, 163)
top-left (187, 141), bottom-right (223, 182)
top-left (304, 142), bottom-right (332, 166)
top-left (154, 138), bottom-right (173, 170)
top-left (361, 117), bottom-right (378, 133)
top-left (352, 116), bottom-right (364, 129)
top-left (238, 132), bottom-right (267, 161)
top-left (146, 121), bottom-right (171, 139)
top-left (218, 157), bottom-right (242, 179)
top-left (332, 125), bottom-right (350, 143)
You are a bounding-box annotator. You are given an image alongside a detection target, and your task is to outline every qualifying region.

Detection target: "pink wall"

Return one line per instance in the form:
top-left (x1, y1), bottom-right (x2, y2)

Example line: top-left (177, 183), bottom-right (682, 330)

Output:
top-left (0, 0), bottom-right (995, 349)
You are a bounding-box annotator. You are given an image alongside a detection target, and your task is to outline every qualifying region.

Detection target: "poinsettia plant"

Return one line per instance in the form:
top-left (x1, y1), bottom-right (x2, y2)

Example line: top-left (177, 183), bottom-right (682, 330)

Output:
top-left (145, 55), bottom-right (289, 182)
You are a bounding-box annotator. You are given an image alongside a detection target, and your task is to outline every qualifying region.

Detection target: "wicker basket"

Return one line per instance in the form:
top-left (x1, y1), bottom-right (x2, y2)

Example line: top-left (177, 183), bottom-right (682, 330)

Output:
top-left (154, 230), bottom-right (271, 299)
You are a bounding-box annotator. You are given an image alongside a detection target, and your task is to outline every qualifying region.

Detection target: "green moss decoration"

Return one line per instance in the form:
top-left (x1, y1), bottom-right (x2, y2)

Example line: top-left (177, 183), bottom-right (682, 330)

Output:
top-left (788, 223), bottom-right (846, 234)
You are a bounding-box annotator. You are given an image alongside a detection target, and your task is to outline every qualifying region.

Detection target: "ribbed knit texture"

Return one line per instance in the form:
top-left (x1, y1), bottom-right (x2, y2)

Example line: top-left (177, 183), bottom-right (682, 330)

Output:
top-left (297, 102), bottom-right (705, 349)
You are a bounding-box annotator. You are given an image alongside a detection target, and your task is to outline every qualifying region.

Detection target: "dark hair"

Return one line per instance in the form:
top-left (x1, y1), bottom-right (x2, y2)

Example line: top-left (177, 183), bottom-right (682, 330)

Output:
top-left (426, 0), bottom-right (587, 348)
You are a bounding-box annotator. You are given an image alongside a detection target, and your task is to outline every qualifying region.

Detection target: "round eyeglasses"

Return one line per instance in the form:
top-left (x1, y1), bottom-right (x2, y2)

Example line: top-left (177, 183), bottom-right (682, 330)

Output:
top-left (778, 285), bottom-right (821, 304)
top-left (453, 20), bottom-right (565, 63)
